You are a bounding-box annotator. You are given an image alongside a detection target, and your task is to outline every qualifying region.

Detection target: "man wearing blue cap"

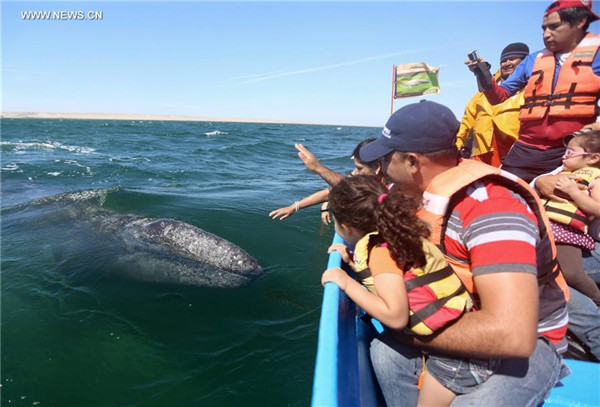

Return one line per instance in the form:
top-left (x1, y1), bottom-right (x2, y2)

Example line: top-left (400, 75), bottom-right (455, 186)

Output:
top-left (360, 100), bottom-right (572, 406)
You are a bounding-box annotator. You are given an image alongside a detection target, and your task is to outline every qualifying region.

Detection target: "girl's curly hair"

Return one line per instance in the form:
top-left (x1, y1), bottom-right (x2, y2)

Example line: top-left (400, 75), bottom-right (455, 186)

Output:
top-left (328, 175), bottom-right (430, 270)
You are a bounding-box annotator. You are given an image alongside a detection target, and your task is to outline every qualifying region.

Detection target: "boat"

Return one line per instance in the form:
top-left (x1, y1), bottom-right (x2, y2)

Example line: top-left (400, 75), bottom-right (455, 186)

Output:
top-left (311, 233), bottom-right (600, 407)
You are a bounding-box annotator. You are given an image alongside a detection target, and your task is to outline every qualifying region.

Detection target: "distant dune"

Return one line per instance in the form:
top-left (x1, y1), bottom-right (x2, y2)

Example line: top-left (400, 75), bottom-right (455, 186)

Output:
top-left (0, 111), bottom-right (324, 126)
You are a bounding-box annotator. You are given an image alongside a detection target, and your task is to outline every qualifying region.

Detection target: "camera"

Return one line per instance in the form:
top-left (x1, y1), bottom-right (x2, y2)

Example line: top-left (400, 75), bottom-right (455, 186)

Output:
top-left (468, 50), bottom-right (480, 62)
top-left (467, 49), bottom-right (492, 91)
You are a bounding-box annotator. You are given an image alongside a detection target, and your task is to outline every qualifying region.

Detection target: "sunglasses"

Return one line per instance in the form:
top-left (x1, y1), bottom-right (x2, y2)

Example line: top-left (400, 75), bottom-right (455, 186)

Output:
top-left (563, 148), bottom-right (592, 159)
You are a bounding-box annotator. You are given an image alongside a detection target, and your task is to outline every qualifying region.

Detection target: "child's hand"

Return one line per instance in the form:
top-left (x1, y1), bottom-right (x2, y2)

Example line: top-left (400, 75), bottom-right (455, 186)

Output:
top-left (321, 267), bottom-right (350, 291)
top-left (555, 175), bottom-right (582, 197)
top-left (327, 243), bottom-right (352, 264)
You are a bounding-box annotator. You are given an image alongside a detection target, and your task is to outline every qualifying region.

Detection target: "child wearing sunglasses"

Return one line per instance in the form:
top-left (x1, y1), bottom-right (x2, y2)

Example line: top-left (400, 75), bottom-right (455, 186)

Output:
top-left (540, 129), bottom-right (600, 306)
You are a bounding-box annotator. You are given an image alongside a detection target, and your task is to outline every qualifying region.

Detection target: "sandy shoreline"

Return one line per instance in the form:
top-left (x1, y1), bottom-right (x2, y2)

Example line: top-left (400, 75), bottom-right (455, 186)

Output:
top-left (0, 111), bottom-right (345, 126)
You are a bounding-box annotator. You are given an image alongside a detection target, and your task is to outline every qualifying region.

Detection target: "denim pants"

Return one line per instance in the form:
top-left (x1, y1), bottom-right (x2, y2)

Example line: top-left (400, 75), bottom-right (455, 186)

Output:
top-left (567, 287), bottom-right (600, 360)
top-left (370, 333), bottom-right (568, 407)
top-left (425, 354), bottom-right (501, 394)
top-left (567, 240), bottom-right (600, 359)
top-left (582, 241), bottom-right (600, 284)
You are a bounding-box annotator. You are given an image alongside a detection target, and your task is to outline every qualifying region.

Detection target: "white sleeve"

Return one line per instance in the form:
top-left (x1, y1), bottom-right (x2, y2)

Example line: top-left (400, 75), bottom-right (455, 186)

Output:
top-left (529, 166), bottom-right (563, 189)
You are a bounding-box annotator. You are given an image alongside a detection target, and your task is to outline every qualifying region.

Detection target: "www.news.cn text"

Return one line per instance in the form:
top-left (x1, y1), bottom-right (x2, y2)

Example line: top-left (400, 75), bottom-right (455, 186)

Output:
top-left (21, 11), bottom-right (103, 21)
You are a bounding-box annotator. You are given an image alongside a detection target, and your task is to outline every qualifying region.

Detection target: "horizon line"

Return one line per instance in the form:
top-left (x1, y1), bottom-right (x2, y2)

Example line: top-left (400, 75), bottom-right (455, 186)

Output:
top-left (1, 111), bottom-right (378, 128)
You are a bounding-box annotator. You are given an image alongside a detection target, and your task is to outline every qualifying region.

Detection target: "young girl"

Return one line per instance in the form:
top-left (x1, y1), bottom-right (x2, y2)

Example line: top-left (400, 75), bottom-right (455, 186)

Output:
top-left (322, 175), bottom-right (498, 407)
top-left (540, 129), bottom-right (600, 306)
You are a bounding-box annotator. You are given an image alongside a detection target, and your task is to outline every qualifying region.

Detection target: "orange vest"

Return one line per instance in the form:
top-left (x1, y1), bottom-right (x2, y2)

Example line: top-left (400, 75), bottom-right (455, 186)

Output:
top-left (417, 159), bottom-right (569, 302)
top-left (520, 33), bottom-right (600, 121)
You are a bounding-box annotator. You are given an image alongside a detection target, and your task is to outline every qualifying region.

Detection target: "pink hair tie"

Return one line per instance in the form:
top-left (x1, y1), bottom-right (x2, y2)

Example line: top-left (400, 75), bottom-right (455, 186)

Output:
top-left (377, 193), bottom-right (388, 204)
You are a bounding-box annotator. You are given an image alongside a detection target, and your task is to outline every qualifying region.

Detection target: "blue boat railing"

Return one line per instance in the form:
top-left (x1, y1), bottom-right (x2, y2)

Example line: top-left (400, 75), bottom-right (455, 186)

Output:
top-left (311, 233), bottom-right (343, 407)
top-left (311, 233), bottom-right (600, 407)
top-left (311, 233), bottom-right (383, 407)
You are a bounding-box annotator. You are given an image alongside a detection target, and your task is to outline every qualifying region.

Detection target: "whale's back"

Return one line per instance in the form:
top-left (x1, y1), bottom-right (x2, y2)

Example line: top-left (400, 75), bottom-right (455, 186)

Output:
top-left (139, 219), bottom-right (262, 275)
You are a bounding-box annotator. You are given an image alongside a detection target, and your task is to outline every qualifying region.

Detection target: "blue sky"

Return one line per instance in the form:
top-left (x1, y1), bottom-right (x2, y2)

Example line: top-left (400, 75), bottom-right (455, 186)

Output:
top-left (2, 1), bottom-right (600, 126)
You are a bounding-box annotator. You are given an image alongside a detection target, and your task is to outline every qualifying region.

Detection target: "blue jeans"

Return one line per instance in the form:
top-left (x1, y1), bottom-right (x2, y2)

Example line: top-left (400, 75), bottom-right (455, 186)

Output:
top-left (567, 287), bottom-right (600, 360)
top-left (370, 333), bottom-right (568, 407)
top-left (582, 241), bottom-right (600, 284)
top-left (426, 355), bottom-right (500, 394)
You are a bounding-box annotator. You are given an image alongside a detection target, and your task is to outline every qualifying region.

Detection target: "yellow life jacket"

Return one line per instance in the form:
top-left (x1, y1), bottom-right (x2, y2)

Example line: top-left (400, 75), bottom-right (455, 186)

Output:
top-left (417, 159), bottom-right (569, 302)
top-left (520, 33), bottom-right (600, 121)
top-left (543, 166), bottom-right (600, 233)
top-left (352, 232), bottom-right (377, 294)
top-left (456, 70), bottom-right (523, 156)
top-left (354, 232), bottom-right (473, 336)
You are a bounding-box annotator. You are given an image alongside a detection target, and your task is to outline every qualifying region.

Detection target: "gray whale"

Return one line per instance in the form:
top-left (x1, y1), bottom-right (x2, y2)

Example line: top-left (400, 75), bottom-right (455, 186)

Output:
top-left (118, 218), bottom-right (263, 288)
top-left (10, 188), bottom-right (263, 288)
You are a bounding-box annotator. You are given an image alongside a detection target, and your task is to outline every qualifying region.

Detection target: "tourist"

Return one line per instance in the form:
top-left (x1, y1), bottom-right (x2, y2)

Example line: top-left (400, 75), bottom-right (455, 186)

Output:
top-left (359, 100), bottom-right (570, 406)
top-left (456, 42), bottom-right (528, 166)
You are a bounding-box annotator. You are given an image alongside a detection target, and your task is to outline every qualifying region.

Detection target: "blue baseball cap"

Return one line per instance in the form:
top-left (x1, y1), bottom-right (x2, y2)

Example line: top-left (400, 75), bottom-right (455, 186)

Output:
top-left (359, 100), bottom-right (459, 162)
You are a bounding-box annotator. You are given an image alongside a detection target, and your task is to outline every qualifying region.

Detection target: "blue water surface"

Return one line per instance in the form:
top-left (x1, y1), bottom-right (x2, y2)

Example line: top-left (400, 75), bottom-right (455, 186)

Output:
top-left (0, 118), bottom-right (377, 407)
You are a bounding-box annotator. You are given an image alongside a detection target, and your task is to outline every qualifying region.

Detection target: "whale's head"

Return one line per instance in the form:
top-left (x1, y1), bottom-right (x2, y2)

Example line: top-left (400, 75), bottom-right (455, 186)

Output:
top-left (139, 219), bottom-right (263, 280)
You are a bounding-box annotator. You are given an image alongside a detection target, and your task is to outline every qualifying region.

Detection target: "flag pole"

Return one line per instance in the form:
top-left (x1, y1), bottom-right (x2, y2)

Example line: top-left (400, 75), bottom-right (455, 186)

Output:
top-left (390, 65), bottom-right (396, 116)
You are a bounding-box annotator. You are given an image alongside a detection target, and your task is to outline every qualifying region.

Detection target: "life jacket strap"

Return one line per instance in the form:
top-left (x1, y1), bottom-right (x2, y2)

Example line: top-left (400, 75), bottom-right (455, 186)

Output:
top-left (544, 206), bottom-right (590, 225)
top-left (404, 265), bottom-right (454, 291)
top-left (523, 91), bottom-right (598, 107)
top-left (532, 69), bottom-right (544, 85)
top-left (355, 268), bottom-right (372, 281)
top-left (537, 258), bottom-right (561, 286)
top-left (527, 88), bottom-right (538, 114)
top-left (572, 60), bottom-right (593, 67)
top-left (408, 284), bottom-right (467, 330)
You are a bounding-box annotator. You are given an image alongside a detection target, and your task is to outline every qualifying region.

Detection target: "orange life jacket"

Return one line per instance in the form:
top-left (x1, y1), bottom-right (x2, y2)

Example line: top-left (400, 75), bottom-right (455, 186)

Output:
top-left (520, 33), bottom-right (600, 121)
top-left (417, 159), bottom-right (569, 303)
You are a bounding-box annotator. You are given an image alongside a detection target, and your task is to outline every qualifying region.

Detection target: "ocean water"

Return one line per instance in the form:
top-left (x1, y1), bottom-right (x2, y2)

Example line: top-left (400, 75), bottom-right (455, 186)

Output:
top-left (0, 118), bottom-right (377, 407)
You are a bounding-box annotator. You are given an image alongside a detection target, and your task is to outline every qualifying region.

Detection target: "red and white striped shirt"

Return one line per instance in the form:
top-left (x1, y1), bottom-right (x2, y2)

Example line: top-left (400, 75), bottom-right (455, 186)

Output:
top-left (443, 179), bottom-right (569, 351)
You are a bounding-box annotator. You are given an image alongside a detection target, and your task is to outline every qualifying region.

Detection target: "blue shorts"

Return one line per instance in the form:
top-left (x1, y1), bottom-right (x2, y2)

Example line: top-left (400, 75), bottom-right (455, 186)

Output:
top-left (426, 354), bottom-right (501, 394)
